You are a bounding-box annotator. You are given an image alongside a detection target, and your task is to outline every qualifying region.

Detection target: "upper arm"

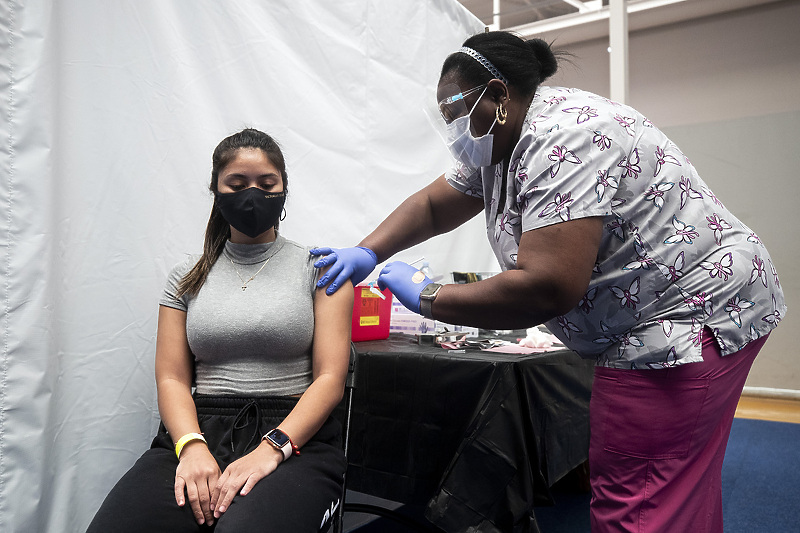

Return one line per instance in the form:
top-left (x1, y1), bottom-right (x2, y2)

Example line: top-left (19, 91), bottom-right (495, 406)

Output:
top-left (154, 304), bottom-right (193, 390)
top-left (516, 216), bottom-right (604, 315)
top-left (425, 174), bottom-right (484, 234)
top-left (509, 127), bottom-right (618, 313)
top-left (311, 276), bottom-right (354, 383)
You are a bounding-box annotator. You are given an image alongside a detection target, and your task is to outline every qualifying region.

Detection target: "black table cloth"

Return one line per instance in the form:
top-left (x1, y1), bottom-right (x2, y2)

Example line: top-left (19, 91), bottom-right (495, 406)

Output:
top-left (344, 334), bottom-right (595, 533)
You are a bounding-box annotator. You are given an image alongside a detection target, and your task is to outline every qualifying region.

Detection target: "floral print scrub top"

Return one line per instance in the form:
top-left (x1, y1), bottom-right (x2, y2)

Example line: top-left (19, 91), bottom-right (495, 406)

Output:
top-left (446, 86), bottom-right (786, 369)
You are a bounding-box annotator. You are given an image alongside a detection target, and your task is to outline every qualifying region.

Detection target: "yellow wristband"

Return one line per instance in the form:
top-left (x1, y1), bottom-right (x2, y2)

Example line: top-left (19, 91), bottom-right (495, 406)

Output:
top-left (175, 432), bottom-right (207, 459)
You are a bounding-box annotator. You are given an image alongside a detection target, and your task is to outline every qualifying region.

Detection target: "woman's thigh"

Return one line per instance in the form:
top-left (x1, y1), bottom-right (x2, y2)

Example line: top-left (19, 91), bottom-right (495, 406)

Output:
top-left (87, 447), bottom-right (204, 533)
top-left (214, 437), bottom-right (346, 533)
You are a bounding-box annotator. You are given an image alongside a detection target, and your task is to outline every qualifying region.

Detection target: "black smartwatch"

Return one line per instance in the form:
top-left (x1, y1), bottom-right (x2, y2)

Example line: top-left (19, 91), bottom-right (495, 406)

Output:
top-left (419, 283), bottom-right (443, 319)
top-left (262, 428), bottom-right (292, 461)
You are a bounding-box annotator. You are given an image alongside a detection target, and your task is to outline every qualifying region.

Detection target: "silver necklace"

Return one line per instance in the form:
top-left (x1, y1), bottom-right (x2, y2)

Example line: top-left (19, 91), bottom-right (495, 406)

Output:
top-left (230, 257), bottom-right (271, 291)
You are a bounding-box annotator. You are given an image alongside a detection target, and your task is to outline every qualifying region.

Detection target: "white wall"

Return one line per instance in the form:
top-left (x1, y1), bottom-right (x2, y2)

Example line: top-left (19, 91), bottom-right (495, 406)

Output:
top-left (546, 1), bottom-right (800, 390)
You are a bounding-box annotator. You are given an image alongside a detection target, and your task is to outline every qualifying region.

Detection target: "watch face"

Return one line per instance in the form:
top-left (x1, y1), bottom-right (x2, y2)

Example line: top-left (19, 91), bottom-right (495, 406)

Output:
top-left (267, 429), bottom-right (290, 447)
top-left (420, 283), bottom-right (441, 299)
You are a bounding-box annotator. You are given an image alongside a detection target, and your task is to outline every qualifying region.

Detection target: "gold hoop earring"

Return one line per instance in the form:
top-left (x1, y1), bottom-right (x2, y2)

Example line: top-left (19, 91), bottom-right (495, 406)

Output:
top-left (496, 103), bottom-right (508, 125)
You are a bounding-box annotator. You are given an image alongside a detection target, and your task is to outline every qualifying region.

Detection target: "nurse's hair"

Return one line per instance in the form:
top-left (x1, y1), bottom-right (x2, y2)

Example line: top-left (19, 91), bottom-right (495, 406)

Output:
top-left (441, 31), bottom-right (559, 96)
top-left (177, 128), bottom-right (289, 297)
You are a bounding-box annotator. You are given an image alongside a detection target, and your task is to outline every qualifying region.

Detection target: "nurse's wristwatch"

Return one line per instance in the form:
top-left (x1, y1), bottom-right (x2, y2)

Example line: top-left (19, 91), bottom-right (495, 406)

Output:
top-left (419, 283), bottom-right (443, 319)
top-left (262, 428), bottom-right (300, 461)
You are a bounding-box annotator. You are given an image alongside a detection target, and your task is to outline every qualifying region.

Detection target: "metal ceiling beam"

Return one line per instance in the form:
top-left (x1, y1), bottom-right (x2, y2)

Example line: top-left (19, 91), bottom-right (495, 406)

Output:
top-left (609, 0), bottom-right (629, 104)
top-left (561, 0), bottom-right (593, 12)
top-left (509, 0), bottom-right (784, 44)
top-left (512, 0), bottom-right (688, 36)
top-left (491, 0), bottom-right (501, 30)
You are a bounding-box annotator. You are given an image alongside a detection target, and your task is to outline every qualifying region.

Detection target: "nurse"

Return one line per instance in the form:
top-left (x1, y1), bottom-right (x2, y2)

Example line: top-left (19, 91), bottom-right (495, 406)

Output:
top-left (312, 31), bottom-right (786, 532)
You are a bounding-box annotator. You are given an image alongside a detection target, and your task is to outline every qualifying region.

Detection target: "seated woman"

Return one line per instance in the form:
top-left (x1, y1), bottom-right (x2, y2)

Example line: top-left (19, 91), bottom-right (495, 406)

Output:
top-left (88, 128), bottom-right (353, 532)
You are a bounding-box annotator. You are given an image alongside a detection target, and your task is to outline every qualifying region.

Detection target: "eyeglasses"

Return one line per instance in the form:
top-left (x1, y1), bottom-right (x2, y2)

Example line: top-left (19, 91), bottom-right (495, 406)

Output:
top-left (438, 84), bottom-right (487, 123)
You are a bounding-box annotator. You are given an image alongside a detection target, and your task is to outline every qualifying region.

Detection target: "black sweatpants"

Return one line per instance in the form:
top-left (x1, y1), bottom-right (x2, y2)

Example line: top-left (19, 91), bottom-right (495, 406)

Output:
top-left (87, 396), bottom-right (346, 533)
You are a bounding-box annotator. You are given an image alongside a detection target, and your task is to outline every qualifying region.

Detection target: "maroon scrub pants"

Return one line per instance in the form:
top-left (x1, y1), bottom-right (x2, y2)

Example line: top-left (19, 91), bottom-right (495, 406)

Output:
top-left (589, 329), bottom-right (769, 533)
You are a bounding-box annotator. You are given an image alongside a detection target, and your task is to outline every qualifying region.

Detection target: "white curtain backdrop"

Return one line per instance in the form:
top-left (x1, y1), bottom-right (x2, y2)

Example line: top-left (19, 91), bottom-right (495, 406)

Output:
top-left (0, 1), bottom-right (488, 531)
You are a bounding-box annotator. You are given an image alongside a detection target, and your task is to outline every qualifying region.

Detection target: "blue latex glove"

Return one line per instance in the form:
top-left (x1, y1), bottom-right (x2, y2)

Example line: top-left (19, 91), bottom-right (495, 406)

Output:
top-left (377, 261), bottom-right (432, 315)
top-left (310, 246), bottom-right (378, 295)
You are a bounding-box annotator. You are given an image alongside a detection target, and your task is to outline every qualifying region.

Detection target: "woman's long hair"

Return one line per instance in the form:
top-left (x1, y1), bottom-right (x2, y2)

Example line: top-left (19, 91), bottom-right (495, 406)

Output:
top-left (176, 129), bottom-right (288, 297)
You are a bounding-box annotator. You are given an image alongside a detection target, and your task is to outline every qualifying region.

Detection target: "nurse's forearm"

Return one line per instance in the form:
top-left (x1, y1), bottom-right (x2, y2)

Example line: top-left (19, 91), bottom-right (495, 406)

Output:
top-left (428, 214), bottom-right (602, 329)
top-left (429, 269), bottom-right (575, 330)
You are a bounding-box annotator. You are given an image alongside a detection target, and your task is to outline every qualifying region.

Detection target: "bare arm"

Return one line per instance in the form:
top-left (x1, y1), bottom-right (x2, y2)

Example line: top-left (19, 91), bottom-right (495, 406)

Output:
top-left (360, 174), bottom-right (484, 262)
top-left (155, 306), bottom-right (203, 445)
top-left (430, 217), bottom-right (604, 329)
top-left (155, 305), bottom-right (221, 526)
top-left (275, 277), bottom-right (354, 446)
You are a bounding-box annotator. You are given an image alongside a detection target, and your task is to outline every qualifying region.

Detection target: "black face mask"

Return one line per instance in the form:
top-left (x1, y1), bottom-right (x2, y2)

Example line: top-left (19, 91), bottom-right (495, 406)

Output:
top-left (215, 187), bottom-right (286, 238)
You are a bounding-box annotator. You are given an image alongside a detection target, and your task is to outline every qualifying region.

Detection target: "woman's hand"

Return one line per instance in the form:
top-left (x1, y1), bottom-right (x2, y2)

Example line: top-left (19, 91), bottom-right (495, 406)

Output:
top-left (174, 442), bottom-right (222, 526)
top-left (210, 441), bottom-right (284, 519)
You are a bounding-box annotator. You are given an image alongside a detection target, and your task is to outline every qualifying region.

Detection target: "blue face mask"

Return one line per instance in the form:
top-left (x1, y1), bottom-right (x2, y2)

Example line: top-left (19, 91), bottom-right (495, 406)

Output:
top-left (215, 187), bottom-right (286, 238)
top-left (444, 87), bottom-right (498, 168)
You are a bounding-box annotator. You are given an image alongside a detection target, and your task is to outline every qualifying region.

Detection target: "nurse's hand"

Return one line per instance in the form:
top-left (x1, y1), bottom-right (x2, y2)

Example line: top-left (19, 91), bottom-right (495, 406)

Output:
top-left (377, 261), bottom-right (432, 314)
top-left (311, 246), bottom-right (377, 295)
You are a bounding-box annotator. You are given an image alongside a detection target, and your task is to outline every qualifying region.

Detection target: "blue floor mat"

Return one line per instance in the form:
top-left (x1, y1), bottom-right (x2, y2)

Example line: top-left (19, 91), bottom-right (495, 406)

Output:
top-left (351, 418), bottom-right (800, 532)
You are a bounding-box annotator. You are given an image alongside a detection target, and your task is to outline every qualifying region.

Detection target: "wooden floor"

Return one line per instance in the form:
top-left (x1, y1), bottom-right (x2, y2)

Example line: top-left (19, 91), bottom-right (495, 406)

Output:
top-left (735, 395), bottom-right (800, 424)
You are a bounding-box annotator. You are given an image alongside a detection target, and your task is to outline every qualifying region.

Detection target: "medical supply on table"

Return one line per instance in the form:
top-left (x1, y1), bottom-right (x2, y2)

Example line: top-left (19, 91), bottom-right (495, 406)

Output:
top-left (390, 295), bottom-right (436, 335)
top-left (390, 294), bottom-right (478, 337)
top-left (518, 326), bottom-right (563, 350)
top-left (427, 326), bottom-right (564, 353)
top-left (351, 284), bottom-right (392, 341)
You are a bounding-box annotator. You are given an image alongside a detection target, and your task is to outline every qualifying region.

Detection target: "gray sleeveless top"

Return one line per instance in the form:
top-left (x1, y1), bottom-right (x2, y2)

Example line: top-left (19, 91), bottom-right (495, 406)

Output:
top-left (160, 235), bottom-right (319, 396)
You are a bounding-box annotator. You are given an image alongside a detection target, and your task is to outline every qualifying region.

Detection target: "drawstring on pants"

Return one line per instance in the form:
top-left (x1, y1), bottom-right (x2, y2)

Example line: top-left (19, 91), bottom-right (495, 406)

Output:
top-left (230, 400), bottom-right (263, 453)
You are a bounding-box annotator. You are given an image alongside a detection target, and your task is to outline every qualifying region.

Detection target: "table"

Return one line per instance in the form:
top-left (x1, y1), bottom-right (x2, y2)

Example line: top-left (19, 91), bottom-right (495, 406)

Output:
top-left (344, 334), bottom-right (595, 533)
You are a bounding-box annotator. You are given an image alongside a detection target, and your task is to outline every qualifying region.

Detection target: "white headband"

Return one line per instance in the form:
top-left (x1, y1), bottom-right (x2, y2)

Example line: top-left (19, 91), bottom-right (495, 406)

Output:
top-left (457, 46), bottom-right (509, 85)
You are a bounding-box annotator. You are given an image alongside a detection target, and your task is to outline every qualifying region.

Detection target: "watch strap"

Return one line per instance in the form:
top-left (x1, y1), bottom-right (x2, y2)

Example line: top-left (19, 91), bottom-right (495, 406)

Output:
top-left (262, 429), bottom-right (293, 461)
top-left (419, 283), bottom-right (442, 319)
